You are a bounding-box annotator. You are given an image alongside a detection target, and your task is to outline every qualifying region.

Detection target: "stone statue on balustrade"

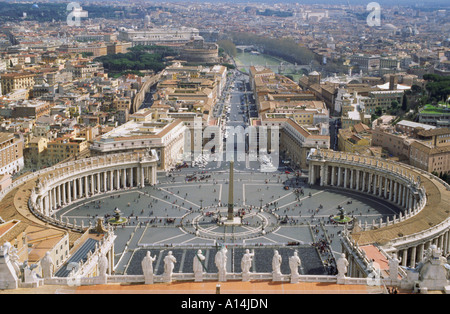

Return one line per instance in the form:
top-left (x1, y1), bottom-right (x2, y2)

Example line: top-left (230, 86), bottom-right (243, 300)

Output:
top-left (7, 244), bottom-right (21, 278)
top-left (388, 253), bottom-right (401, 283)
top-left (163, 251), bottom-right (177, 283)
top-left (289, 250), bottom-right (302, 283)
top-left (272, 250), bottom-right (282, 282)
top-left (193, 249), bottom-right (206, 282)
top-left (336, 253), bottom-right (349, 284)
top-left (416, 245), bottom-right (449, 292)
top-left (98, 252), bottom-right (109, 284)
top-left (215, 246), bottom-right (228, 282)
top-left (0, 242), bottom-right (19, 289)
top-left (41, 252), bottom-right (54, 279)
top-left (22, 261), bottom-right (40, 285)
top-left (141, 251), bottom-right (156, 284)
top-left (241, 249), bottom-right (254, 282)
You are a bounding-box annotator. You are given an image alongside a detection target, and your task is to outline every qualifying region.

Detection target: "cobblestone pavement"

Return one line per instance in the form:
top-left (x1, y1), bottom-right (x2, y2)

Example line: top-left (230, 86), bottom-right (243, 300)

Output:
top-left (55, 166), bottom-right (400, 276)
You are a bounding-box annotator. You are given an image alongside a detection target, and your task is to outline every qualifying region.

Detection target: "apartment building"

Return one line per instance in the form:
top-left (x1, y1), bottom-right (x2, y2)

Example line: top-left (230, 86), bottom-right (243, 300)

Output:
top-left (0, 132), bottom-right (24, 175)
top-left (1, 72), bottom-right (35, 95)
top-left (90, 110), bottom-right (187, 170)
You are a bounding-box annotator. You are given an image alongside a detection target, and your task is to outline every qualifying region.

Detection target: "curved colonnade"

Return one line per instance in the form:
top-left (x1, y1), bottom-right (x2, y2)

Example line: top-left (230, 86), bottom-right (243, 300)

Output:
top-left (2, 148), bottom-right (449, 272)
top-left (22, 151), bottom-right (158, 231)
top-left (308, 149), bottom-right (450, 268)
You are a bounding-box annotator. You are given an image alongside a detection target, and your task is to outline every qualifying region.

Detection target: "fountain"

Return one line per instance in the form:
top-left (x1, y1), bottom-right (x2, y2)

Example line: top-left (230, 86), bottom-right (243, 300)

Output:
top-left (331, 206), bottom-right (353, 224)
top-left (108, 207), bottom-right (128, 225)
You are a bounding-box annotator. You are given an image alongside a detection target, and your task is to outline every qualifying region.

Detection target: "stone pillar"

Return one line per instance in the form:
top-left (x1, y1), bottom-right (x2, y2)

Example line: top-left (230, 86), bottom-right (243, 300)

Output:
top-left (404, 186), bottom-right (408, 209)
top-left (373, 174), bottom-right (377, 195)
top-left (338, 167), bottom-right (342, 187)
top-left (384, 177), bottom-right (388, 199)
top-left (410, 246), bottom-right (416, 268)
top-left (389, 179), bottom-right (394, 201)
top-left (356, 170), bottom-right (360, 191)
top-left (140, 166), bottom-right (145, 187)
top-left (443, 232), bottom-right (449, 255)
top-left (438, 235), bottom-right (444, 251)
top-left (378, 176), bottom-right (383, 197)
top-left (331, 166), bottom-right (336, 186)
top-left (62, 182), bottom-right (66, 205)
top-left (67, 182), bottom-right (72, 204)
top-left (417, 243), bottom-right (424, 263)
top-left (116, 169), bottom-right (120, 189)
top-left (84, 176), bottom-right (88, 197)
top-left (110, 170), bottom-right (114, 191)
top-left (44, 194), bottom-right (50, 216)
top-left (320, 165), bottom-right (324, 186)
top-left (78, 177), bottom-right (82, 199)
top-left (130, 167), bottom-right (134, 187)
top-left (310, 164), bottom-right (315, 185)
top-left (39, 196), bottom-right (44, 213)
top-left (91, 175), bottom-right (95, 195)
top-left (363, 171), bottom-right (367, 192)
top-left (402, 249), bottom-right (408, 267)
top-left (350, 169), bottom-right (354, 189)
top-left (151, 165), bottom-right (157, 185)
top-left (344, 168), bottom-right (349, 188)
top-left (393, 182), bottom-right (398, 203)
top-left (123, 168), bottom-right (127, 188)
top-left (52, 188), bottom-right (57, 210)
top-left (73, 178), bottom-right (77, 201)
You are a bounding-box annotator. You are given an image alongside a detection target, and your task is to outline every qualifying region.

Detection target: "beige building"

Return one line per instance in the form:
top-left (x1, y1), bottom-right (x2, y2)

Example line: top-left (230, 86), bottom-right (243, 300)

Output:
top-left (45, 137), bottom-right (89, 165)
top-left (409, 128), bottom-right (450, 174)
top-left (1, 72), bottom-right (36, 95)
top-left (90, 109), bottom-right (187, 170)
top-left (25, 136), bottom-right (48, 167)
top-left (371, 125), bottom-right (412, 160)
top-left (259, 117), bottom-right (330, 169)
top-left (0, 132), bottom-right (24, 175)
top-left (337, 123), bottom-right (380, 156)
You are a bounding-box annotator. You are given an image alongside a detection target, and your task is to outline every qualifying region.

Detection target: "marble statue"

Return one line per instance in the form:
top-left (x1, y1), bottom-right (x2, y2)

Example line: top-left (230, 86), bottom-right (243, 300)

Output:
top-left (215, 246), bottom-right (228, 282)
top-left (402, 244), bottom-right (450, 293)
top-left (272, 250), bottom-right (282, 281)
top-left (5, 244), bottom-right (21, 277)
top-left (0, 242), bottom-right (19, 289)
top-left (336, 253), bottom-right (349, 279)
top-left (23, 262), bottom-right (39, 284)
top-left (388, 253), bottom-right (401, 282)
top-left (163, 251), bottom-right (177, 282)
top-left (241, 249), bottom-right (254, 282)
top-left (289, 250), bottom-right (302, 283)
top-left (41, 252), bottom-right (54, 279)
top-left (241, 249), bottom-right (254, 274)
top-left (98, 253), bottom-right (109, 282)
top-left (194, 250), bottom-right (206, 282)
top-left (141, 251), bottom-right (156, 284)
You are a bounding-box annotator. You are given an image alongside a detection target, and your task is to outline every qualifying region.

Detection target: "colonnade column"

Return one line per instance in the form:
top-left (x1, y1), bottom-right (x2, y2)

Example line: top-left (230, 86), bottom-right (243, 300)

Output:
top-left (140, 166), bottom-right (145, 187)
top-left (330, 166), bottom-right (336, 186)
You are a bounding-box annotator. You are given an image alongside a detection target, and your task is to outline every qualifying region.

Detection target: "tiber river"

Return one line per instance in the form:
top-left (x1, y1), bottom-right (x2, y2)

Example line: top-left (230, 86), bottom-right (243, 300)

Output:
top-left (233, 51), bottom-right (308, 81)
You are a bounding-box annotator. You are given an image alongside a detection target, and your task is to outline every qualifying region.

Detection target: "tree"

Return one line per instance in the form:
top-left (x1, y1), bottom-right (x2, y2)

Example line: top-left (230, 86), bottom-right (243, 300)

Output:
top-left (375, 106), bottom-right (383, 117)
top-left (401, 93), bottom-right (408, 111)
top-left (391, 100), bottom-right (399, 111)
top-left (217, 40), bottom-right (237, 57)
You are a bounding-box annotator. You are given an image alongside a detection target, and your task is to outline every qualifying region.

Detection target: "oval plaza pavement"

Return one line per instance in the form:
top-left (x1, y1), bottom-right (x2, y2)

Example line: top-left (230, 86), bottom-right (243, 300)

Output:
top-left (54, 161), bottom-right (399, 276)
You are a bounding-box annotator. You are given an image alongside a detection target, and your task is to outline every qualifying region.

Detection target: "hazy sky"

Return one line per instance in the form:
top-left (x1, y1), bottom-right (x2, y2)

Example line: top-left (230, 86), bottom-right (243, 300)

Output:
top-left (151, 0), bottom-right (449, 6)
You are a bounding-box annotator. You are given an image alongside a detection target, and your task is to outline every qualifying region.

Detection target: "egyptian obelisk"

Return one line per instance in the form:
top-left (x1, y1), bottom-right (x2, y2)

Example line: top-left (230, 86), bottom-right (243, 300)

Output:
top-left (227, 161), bottom-right (234, 221)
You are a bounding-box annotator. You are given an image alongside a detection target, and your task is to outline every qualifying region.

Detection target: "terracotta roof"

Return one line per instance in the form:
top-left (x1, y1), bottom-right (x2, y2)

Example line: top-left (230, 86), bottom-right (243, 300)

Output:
top-left (351, 169), bottom-right (450, 246)
top-left (417, 127), bottom-right (450, 137)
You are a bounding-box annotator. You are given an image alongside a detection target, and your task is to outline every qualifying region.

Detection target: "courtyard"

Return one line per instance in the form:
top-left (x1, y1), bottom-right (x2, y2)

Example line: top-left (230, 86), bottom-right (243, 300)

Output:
top-left (55, 162), bottom-right (400, 277)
